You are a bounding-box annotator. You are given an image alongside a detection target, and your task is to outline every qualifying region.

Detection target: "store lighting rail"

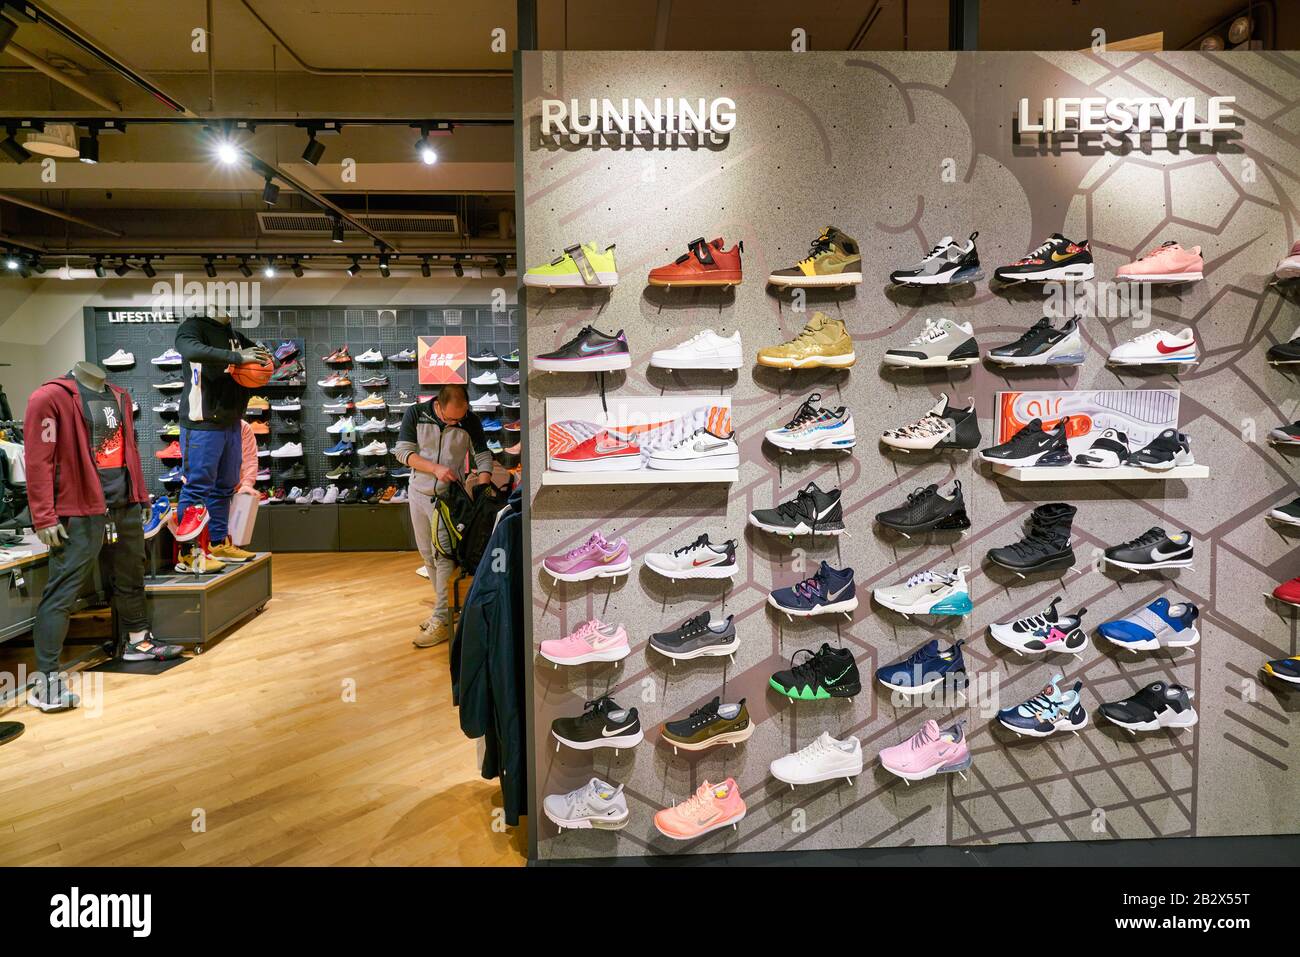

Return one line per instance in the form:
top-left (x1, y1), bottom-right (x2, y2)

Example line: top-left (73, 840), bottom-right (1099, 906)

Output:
top-left (991, 464), bottom-right (1210, 482)
top-left (541, 469), bottom-right (738, 487)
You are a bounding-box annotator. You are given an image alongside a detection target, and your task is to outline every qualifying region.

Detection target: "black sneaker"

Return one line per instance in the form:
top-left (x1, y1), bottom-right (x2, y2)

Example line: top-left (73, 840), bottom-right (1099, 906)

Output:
top-left (987, 316), bottom-right (1085, 366)
top-left (278, 421), bottom-right (302, 436)
top-left (1104, 527), bottom-right (1193, 570)
top-left (122, 631), bottom-right (185, 661)
top-left (1074, 428), bottom-right (1130, 468)
top-left (648, 610), bottom-right (739, 661)
top-left (152, 372), bottom-right (184, 391)
top-left (534, 326), bottom-right (631, 373)
top-left (768, 643), bottom-right (861, 700)
top-left (747, 482), bottom-right (844, 536)
top-left (551, 696), bottom-right (644, 750)
top-left (359, 465), bottom-right (389, 480)
top-left (1099, 681), bottom-right (1198, 733)
top-left (980, 417), bottom-right (1071, 467)
top-left (1269, 421), bottom-right (1300, 444)
top-left (661, 697), bottom-right (753, 752)
top-left (987, 503), bottom-right (1077, 573)
top-left (1127, 429), bottom-right (1194, 471)
top-left (278, 463), bottom-right (307, 482)
top-left (994, 233), bottom-right (1095, 283)
top-left (889, 232), bottom-right (982, 285)
top-left (875, 480), bottom-right (970, 533)
top-left (1267, 337), bottom-right (1300, 365)
top-left (1268, 497), bottom-right (1300, 526)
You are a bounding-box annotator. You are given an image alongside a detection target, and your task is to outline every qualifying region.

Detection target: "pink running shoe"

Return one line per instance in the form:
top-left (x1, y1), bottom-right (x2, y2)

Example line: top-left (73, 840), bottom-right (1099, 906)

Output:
top-left (1277, 240), bottom-right (1300, 281)
top-left (1116, 241), bottom-right (1203, 282)
top-left (653, 778), bottom-right (746, 840)
top-left (542, 532), bottom-right (633, 582)
top-left (879, 719), bottom-right (972, 783)
top-left (540, 619), bottom-right (630, 665)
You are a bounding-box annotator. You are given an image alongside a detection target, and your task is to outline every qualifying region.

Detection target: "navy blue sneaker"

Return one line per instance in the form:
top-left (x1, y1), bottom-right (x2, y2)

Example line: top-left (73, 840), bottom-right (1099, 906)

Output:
top-left (480, 417), bottom-right (503, 432)
top-left (875, 638), bottom-right (967, 694)
top-left (997, 674), bottom-right (1088, 737)
top-left (1098, 598), bottom-right (1200, 651)
top-left (768, 561), bottom-right (858, 618)
top-left (143, 497), bottom-right (172, 540)
top-left (324, 439), bottom-right (354, 457)
top-left (160, 465), bottom-right (183, 484)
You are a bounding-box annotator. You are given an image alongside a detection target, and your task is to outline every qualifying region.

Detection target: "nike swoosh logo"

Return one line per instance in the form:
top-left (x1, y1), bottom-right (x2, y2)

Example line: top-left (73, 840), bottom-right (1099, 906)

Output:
top-left (827, 582), bottom-right (852, 601)
top-left (1155, 341), bottom-right (1194, 354)
top-left (579, 341), bottom-right (614, 353)
top-left (1151, 544), bottom-right (1190, 558)
top-left (825, 665), bottom-right (853, 685)
top-left (1050, 251), bottom-right (1077, 262)
top-left (594, 444), bottom-right (633, 455)
top-left (601, 723), bottom-right (635, 737)
top-left (692, 557), bottom-right (720, 566)
top-left (695, 811), bottom-right (722, 826)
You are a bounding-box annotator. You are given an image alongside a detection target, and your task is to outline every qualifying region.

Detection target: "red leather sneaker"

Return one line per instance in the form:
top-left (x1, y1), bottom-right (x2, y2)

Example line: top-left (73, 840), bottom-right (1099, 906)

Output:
top-left (648, 237), bottom-right (743, 287)
top-left (174, 505), bottom-right (209, 542)
top-left (550, 430), bottom-right (641, 473)
top-left (1273, 575), bottom-right (1300, 607)
top-left (155, 440), bottom-right (182, 460)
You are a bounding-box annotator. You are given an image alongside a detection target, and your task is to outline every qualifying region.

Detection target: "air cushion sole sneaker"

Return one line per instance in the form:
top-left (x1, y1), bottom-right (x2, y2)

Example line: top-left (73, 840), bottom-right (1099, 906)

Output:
top-left (873, 592), bottom-right (973, 616)
top-left (1102, 627), bottom-right (1200, 651)
top-left (534, 352), bottom-right (631, 373)
top-left (988, 342), bottom-right (1085, 367)
top-left (756, 351), bottom-right (857, 370)
top-left (999, 263), bottom-right (1095, 282)
top-left (767, 593), bottom-right (859, 617)
top-left (881, 750), bottom-right (972, 782)
top-left (546, 557), bottom-right (632, 582)
top-left (543, 805), bottom-right (629, 831)
top-left (551, 727), bottom-right (645, 750)
top-left (663, 724), bottom-right (754, 752)
top-left (895, 265), bottom-right (984, 286)
top-left (1117, 271), bottom-right (1203, 283)
top-left (649, 634), bottom-right (740, 661)
top-left (877, 671), bottom-right (967, 695)
top-left (767, 272), bottom-right (862, 288)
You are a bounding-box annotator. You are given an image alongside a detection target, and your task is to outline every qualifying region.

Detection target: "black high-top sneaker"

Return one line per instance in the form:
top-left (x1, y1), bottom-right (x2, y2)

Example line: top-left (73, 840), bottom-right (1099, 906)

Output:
top-left (875, 480), bottom-right (971, 533)
top-left (987, 503), bottom-right (1077, 573)
top-left (748, 482), bottom-right (845, 536)
top-left (980, 417), bottom-right (1071, 467)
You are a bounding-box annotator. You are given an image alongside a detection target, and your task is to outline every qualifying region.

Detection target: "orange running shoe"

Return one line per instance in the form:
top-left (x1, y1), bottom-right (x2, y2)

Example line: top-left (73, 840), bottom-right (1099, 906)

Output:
top-left (653, 778), bottom-right (746, 840)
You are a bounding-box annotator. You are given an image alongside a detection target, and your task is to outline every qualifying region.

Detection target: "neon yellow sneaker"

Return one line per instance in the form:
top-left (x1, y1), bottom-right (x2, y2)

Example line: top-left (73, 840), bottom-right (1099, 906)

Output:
top-left (524, 242), bottom-right (618, 289)
top-left (757, 312), bottom-right (856, 369)
top-left (768, 227), bottom-right (862, 287)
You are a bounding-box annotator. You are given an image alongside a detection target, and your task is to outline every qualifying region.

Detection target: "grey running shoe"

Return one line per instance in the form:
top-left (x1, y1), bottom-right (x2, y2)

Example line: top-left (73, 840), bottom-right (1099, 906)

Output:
top-left (889, 232), bottom-right (983, 285)
top-left (543, 777), bottom-right (630, 830)
top-left (648, 610), bottom-right (739, 661)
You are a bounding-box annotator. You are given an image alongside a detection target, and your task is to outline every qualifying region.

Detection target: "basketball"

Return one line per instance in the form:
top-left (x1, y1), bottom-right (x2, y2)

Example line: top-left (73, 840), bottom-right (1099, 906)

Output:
top-left (227, 359), bottom-right (274, 388)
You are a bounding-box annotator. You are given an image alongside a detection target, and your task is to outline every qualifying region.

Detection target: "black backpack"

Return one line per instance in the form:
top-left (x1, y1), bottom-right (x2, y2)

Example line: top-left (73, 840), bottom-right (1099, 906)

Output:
top-left (454, 482), bottom-right (505, 574)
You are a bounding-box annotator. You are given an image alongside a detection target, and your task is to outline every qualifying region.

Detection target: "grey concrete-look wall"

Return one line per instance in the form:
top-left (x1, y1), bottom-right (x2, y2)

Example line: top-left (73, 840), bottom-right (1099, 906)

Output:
top-left (522, 51), bottom-right (1300, 859)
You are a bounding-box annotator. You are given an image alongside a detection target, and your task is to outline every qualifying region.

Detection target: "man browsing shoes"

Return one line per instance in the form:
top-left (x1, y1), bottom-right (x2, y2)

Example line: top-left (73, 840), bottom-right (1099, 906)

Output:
top-left (392, 384), bottom-right (493, 647)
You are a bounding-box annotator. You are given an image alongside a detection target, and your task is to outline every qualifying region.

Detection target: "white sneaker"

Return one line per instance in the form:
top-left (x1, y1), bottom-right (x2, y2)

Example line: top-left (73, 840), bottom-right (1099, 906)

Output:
top-left (294, 488), bottom-right (314, 504)
top-left (358, 440), bottom-right (388, 455)
top-left (285, 486), bottom-right (304, 501)
top-left (151, 348), bottom-right (182, 366)
top-left (103, 348), bottom-right (135, 368)
top-left (1108, 327), bottom-right (1197, 365)
top-left (358, 417), bottom-right (387, 433)
top-left (270, 442), bottom-right (303, 458)
top-left (646, 427), bottom-right (740, 470)
top-left (471, 370), bottom-right (499, 386)
top-left (322, 485), bottom-right (340, 504)
top-left (471, 392), bottom-right (500, 411)
top-left (649, 329), bottom-right (743, 370)
top-left (644, 534), bottom-right (738, 580)
top-left (326, 418), bottom-right (356, 434)
top-left (355, 348), bottom-right (384, 363)
top-left (308, 487), bottom-right (327, 504)
top-left (873, 566), bottom-right (973, 616)
top-left (392, 487), bottom-right (408, 503)
top-left (770, 732), bottom-right (864, 786)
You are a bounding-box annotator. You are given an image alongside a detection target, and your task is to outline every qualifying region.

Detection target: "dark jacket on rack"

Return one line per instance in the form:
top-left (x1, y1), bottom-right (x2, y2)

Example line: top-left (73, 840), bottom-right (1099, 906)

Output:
top-left (175, 315), bottom-right (255, 429)
top-left (451, 487), bottom-right (526, 826)
top-left (24, 374), bottom-right (147, 530)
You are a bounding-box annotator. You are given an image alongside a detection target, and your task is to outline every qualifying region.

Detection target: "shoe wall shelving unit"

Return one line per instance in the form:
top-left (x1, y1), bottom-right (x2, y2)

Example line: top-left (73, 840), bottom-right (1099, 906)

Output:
top-left (519, 49), bottom-right (1300, 863)
top-left (541, 469), bottom-right (738, 486)
top-left (991, 464), bottom-right (1210, 482)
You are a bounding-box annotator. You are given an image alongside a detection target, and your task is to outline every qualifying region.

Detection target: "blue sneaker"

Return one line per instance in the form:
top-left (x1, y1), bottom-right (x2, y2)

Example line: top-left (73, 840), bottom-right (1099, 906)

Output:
top-left (1098, 598), bottom-right (1200, 651)
top-left (480, 417), bottom-right (503, 432)
top-left (160, 465), bottom-right (183, 484)
top-left (274, 340), bottom-right (299, 362)
top-left (997, 674), bottom-right (1088, 737)
top-left (324, 439), bottom-right (354, 457)
top-left (876, 638), bottom-right (967, 694)
top-left (143, 497), bottom-right (172, 540)
top-left (768, 561), bottom-right (857, 618)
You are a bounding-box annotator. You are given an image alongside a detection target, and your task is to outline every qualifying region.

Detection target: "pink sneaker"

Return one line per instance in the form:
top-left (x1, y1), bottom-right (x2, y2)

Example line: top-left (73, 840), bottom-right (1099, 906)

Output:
top-left (540, 619), bottom-right (630, 665)
top-left (1277, 240), bottom-right (1300, 281)
top-left (879, 719), bottom-right (972, 783)
top-left (542, 532), bottom-right (632, 582)
top-left (653, 778), bottom-right (746, 840)
top-left (1116, 241), bottom-right (1203, 282)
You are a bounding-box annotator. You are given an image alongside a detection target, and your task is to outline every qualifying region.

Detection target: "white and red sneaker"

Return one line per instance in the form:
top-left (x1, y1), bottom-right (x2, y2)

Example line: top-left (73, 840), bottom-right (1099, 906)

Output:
top-left (1277, 240), bottom-right (1300, 281)
top-left (549, 430), bottom-right (641, 472)
top-left (1107, 328), bottom-right (1198, 365)
top-left (539, 619), bottom-right (631, 666)
top-left (174, 505), bottom-right (209, 542)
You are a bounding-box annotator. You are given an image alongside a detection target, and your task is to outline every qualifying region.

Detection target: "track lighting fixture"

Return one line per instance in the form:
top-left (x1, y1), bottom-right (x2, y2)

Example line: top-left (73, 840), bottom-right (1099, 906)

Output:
top-left (495, 258), bottom-right (506, 277)
top-left (215, 139), bottom-right (240, 165)
top-left (347, 256), bottom-right (361, 277)
top-left (331, 217), bottom-right (345, 244)
top-left (263, 257), bottom-right (276, 278)
top-left (93, 256), bottom-right (106, 278)
top-left (262, 177), bottom-right (280, 206)
top-left (140, 257), bottom-right (156, 278)
top-left (237, 258), bottom-right (252, 278)
top-left (204, 257), bottom-right (217, 278)
top-left (453, 258), bottom-right (464, 278)
top-left (78, 129), bottom-right (100, 164)
top-left (4, 253), bottom-right (19, 271)
top-left (420, 256), bottom-right (431, 278)
top-left (302, 132), bottom-right (325, 166)
top-left (114, 259), bottom-right (131, 277)
top-left (291, 259), bottom-right (304, 278)
top-left (378, 254), bottom-right (391, 278)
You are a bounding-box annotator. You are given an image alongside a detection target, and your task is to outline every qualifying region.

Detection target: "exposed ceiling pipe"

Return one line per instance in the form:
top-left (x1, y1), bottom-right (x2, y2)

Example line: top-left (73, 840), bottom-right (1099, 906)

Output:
top-left (3, 43), bottom-right (121, 111)
top-left (239, 0), bottom-right (511, 78)
top-left (0, 232), bottom-right (46, 253)
top-left (0, 192), bottom-right (123, 236)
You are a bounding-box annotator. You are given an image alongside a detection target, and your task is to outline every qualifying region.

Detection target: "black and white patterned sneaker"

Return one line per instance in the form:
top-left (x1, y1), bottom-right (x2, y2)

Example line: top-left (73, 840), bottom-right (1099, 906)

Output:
top-left (889, 232), bottom-right (983, 286)
top-left (748, 482), bottom-right (844, 536)
top-left (1127, 429), bottom-right (1194, 471)
top-left (1099, 682), bottom-right (1198, 733)
top-left (1074, 428), bottom-right (1131, 468)
top-left (987, 316), bottom-right (1085, 367)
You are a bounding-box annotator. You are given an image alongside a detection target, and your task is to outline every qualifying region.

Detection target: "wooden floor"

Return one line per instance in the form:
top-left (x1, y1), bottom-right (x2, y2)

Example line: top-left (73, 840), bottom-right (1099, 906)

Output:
top-left (0, 552), bottom-right (528, 866)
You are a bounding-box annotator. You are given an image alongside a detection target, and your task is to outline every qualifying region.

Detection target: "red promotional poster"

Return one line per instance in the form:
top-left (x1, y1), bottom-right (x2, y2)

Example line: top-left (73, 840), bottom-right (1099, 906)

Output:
top-left (417, 335), bottom-right (467, 385)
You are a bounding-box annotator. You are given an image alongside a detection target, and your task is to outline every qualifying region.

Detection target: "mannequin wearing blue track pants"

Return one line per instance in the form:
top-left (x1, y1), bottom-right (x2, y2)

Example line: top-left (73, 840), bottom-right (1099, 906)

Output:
top-left (178, 425), bottom-right (242, 542)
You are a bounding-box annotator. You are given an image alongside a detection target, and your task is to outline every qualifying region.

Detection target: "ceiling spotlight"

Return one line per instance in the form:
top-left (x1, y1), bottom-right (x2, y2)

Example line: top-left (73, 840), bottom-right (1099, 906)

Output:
top-left (291, 259), bottom-right (304, 278)
top-left (453, 258), bottom-right (464, 278)
top-left (22, 122), bottom-right (78, 158)
top-left (331, 217), bottom-right (344, 244)
top-left (140, 257), bottom-right (156, 278)
top-left (215, 140), bottom-right (241, 165)
top-left (414, 126), bottom-right (438, 165)
top-left (114, 258), bottom-right (131, 277)
top-left (0, 131), bottom-right (30, 164)
top-left (4, 253), bottom-right (20, 271)
top-left (495, 257), bottom-right (506, 277)
top-left (263, 257), bottom-right (277, 278)
top-left (420, 256), bottom-right (431, 278)
top-left (262, 177), bottom-right (280, 206)
top-left (78, 130), bottom-right (100, 164)
top-left (237, 257), bottom-right (252, 278)
top-left (302, 132), bottom-right (325, 166)
top-left (204, 257), bottom-right (217, 278)
top-left (347, 256), bottom-right (361, 277)
top-left (378, 254), bottom-right (391, 278)
top-left (93, 256), bottom-right (106, 278)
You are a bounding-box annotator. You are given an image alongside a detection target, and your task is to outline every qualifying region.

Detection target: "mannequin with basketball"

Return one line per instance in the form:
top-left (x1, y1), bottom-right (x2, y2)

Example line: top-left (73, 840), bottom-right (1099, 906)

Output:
top-left (172, 311), bottom-right (271, 568)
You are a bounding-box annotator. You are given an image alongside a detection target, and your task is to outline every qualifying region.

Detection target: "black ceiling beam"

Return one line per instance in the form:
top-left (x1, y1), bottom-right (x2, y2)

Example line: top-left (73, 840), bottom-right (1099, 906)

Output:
top-left (948, 0), bottom-right (979, 51)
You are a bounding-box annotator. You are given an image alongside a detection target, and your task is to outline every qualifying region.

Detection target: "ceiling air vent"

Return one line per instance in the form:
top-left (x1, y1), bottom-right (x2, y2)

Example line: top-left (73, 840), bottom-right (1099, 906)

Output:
top-left (257, 212), bottom-right (461, 237)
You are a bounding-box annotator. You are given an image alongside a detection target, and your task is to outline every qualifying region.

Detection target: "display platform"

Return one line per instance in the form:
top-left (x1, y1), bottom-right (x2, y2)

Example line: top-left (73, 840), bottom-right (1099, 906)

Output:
top-left (145, 552), bottom-right (272, 654)
top-left (991, 464), bottom-right (1210, 482)
top-left (541, 468), bottom-right (738, 486)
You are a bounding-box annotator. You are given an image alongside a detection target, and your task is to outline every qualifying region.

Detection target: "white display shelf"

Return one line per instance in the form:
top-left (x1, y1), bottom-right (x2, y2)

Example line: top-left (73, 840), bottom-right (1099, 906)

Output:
top-left (991, 464), bottom-right (1209, 482)
top-left (542, 468), bottom-right (738, 486)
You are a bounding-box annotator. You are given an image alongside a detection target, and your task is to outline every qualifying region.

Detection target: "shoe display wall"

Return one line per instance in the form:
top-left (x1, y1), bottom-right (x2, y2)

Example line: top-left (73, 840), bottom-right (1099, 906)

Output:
top-left (520, 50), bottom-right (1300, 863)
